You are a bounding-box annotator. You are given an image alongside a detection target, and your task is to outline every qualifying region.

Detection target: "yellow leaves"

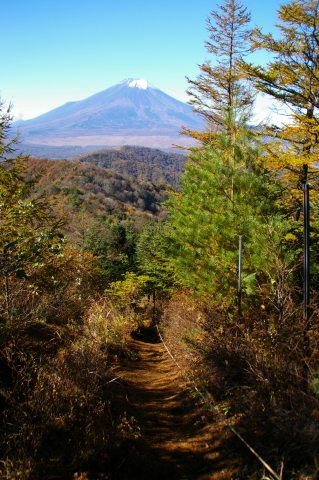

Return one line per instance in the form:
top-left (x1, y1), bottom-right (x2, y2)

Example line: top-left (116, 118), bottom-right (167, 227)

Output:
top-left (279, 0), bottom-right (317, 26)
top-left (169, 190), bottom-right (183, 201)
top-left (260, 113), bottom-right (319, 192)
top-left (181, 127), bottom-right (217, 145)
top-left (106, 272), bottom-right (151, 306)
top-left (284, 232), bottom-right (297, 241)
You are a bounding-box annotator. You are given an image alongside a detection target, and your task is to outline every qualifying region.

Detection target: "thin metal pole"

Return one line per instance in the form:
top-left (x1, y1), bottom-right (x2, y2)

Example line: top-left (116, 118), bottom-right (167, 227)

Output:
top-left (238, 235), bottom-right (243, 318)
top-left (152, 289), bottom-right (156, 322)
top-left (303, 183), bottom-right (310, 325)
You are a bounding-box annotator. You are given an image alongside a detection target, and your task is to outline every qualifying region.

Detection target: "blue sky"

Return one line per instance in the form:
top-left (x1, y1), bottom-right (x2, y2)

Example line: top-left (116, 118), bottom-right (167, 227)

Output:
top-left (3, 0), bottom-right (285, 120)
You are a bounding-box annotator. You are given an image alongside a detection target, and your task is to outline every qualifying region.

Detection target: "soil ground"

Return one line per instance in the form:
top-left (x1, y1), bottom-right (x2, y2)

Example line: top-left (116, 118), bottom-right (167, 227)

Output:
top-left (108, 325), bottom-right (245, 480)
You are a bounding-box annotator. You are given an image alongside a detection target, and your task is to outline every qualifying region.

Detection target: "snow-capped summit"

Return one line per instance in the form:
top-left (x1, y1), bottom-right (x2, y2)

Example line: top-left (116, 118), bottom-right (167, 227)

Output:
top-left (14, 78), bottom-right (204, 148)
top-left (126, 78), bottom-right (152, 90)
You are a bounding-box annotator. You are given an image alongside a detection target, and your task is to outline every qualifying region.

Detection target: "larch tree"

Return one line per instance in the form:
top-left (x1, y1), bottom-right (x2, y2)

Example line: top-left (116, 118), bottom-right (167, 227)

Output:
top-left (183, 0), bottom-right (253, 145)
top-left (241, 0), bottom-right (319, 188)
top-left (239, 0), bottom-right (319, 374)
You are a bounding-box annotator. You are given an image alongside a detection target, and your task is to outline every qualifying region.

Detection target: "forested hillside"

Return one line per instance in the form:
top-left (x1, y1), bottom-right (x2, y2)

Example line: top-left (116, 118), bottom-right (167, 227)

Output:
top-left (23, 157), bottom-right (167, 239)
top-left (77, 145), bottom-right (186, 185)
top-left (1, 0), bottom-right (319, 479)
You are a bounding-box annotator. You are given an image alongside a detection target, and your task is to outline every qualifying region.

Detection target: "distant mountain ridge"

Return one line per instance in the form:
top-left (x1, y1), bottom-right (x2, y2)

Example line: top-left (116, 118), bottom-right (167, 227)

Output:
top-left (14, 79), bottom-right (204, 149)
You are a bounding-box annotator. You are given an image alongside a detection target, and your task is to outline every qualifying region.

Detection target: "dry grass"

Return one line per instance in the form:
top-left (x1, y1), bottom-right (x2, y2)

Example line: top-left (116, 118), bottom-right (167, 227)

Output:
top-left (0, 295), bottom-right (142, 479)
top-left (83, 297), bottom-right (141, 347)
top-left (160, 291), bottom-right (319, 479)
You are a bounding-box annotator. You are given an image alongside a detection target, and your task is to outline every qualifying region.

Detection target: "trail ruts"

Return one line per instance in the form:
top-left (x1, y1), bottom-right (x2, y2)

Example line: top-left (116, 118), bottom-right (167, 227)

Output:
top-left (108, 325), bottom-right (242, 480)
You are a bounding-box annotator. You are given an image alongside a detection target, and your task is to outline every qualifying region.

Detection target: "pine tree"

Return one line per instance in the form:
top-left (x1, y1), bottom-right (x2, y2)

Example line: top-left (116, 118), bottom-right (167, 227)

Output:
top-left (0, 102), bottom-right (64, 319)
top-left (136, 221), bottom-right (175, 293)
top-left (183, 0), bottom-right (252, 144)
top-left (83, 216), bottom-right (137, 282)
top-left (168, 126), bottom-right (283, 307)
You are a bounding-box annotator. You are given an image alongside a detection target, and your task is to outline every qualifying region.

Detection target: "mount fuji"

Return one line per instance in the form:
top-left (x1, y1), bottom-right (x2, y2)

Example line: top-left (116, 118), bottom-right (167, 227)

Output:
top-left (14, 79), bottom-right (204, 149)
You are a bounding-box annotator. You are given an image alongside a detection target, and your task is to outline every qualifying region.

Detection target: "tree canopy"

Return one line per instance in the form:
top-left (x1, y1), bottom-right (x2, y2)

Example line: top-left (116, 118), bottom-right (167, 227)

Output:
top-left (242, 0), bottom-right (319, 186)
top-left (183, 0), bottom-right (253, 144)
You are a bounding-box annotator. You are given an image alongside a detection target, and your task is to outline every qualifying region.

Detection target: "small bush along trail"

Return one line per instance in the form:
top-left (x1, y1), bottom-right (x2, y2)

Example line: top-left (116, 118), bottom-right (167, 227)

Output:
top-left (109, 324), bottom-right (242, 480)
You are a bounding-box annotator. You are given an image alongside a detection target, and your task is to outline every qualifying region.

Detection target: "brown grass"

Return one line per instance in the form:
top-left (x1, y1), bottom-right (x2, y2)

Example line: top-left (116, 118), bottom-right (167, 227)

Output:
top-left (0, 295), bottom-right (142, 479)
top-left (160, 291), bottom-right (319, 479)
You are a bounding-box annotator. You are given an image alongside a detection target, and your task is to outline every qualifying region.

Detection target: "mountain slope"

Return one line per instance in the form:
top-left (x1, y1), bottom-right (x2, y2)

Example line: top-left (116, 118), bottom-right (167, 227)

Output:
top-left (77, 146), bottom-right (186, 185)
top-left (24, 157), bottom-right (166, 214)
top-left (23, 157), bottom-right (167, 242)
top-left (14, 79), bottom-right (204, 149)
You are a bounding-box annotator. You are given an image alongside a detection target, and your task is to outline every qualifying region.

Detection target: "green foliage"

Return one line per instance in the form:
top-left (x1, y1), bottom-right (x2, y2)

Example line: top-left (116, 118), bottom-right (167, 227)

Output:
top-left (0, 190), bottom-right (64, 279)
top-left (0, 162), bottom-right (63, 270)
top-left (241, 272), bottom-right (256, 296)
top-left (78, 145), bottom-right (186, 185)
top-left (84, 216), bottom-right (137, 283)
top-left (106, 272), bottom-right (151, 306)
top-left (0, 101), bottom-right (20, 160)
top-left (0, 105), bottom-right (66, 321)
top-left (167, 129), bottom-right (284, 307)
top-left (136, 221), bottom-right (176, 293)
top-left (310, 370), bottom-right (319, 397)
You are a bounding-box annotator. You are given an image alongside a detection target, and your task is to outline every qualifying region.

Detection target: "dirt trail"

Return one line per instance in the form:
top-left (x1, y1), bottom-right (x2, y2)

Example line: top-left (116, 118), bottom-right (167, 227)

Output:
top-left (109, 326), bottom-right (242, 480)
